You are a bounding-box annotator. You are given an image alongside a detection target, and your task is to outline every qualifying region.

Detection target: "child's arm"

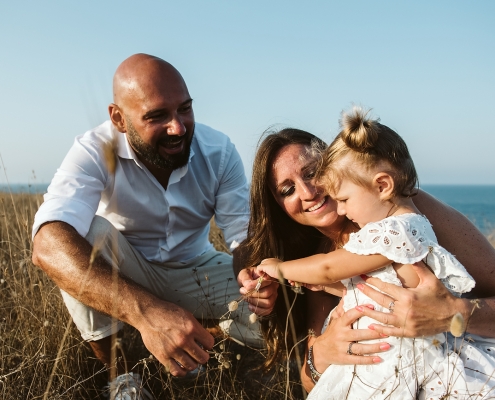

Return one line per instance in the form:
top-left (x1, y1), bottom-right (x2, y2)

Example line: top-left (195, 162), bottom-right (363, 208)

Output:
top-left (257, 250), bottom-right (391, 286)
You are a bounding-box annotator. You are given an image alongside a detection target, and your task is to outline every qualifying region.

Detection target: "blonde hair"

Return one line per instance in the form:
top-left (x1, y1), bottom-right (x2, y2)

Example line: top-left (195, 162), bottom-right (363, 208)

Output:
top-left (318, 106), bottom-right (418, 198)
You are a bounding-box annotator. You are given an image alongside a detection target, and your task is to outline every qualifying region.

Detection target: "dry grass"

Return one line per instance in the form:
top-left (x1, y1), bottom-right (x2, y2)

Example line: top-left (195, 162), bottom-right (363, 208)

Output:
top-left (2, 191), bottom-right (495, 399)
top-left (0, 192), bottom-right (303, 399)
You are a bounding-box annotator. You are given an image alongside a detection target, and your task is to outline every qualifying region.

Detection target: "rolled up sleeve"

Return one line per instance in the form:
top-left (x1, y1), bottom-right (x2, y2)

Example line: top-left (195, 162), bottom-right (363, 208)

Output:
top-left (32, 135), bottom-right (107, 238)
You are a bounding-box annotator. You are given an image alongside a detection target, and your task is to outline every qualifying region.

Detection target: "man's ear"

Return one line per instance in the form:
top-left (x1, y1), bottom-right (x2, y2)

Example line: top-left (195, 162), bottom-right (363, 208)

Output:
top-left (108, 103), bottom-right (126, 133)
top-left (373, 172), bottom-right (395, 200)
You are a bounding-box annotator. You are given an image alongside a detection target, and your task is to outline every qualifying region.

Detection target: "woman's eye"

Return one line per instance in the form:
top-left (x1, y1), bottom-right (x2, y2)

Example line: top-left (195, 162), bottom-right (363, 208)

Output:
top-left (280, 186), bottom-right (295, 197)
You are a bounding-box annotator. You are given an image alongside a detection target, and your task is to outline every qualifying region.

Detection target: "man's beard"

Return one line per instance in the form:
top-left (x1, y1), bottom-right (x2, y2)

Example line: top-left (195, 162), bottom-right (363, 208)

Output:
top-left (125, 119), bottom-right (193, 170)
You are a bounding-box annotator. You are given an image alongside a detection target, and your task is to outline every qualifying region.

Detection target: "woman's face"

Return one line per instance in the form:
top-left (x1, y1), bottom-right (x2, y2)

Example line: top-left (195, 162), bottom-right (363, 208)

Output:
top-left (269, 144), bottom-right (343, 237)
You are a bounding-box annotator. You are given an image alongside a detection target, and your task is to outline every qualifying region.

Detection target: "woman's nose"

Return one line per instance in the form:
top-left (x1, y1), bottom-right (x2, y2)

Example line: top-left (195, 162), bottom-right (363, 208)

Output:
top-left (299, 182), bottom-right (318, 200)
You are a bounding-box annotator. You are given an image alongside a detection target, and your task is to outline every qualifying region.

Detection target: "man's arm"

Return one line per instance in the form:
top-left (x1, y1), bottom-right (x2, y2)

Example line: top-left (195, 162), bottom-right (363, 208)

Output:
top-left (32, 221), bottom-right (214, 376)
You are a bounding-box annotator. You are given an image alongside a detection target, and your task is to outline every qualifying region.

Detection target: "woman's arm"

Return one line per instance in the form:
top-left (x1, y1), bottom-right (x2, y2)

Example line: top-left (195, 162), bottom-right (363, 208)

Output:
top-left (302, 291), bottom-right (391, 392)
top-left (415, 190), bottom-right (495, 298)
top-left (355, 190), bottom-right (495, 338)
top-left (257, 251), bottom-right (391, 285)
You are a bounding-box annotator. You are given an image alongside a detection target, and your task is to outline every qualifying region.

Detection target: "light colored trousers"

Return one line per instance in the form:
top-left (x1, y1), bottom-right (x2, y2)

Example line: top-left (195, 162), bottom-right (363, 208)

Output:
top-left (61, 216), bottom-right (263, 347)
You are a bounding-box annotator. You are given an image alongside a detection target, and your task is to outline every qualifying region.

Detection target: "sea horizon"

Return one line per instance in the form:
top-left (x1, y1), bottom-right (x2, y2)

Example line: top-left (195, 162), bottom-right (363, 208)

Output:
top-left (2, 182), bottom-right (495, 193)
top-left (2, 183), bottom-right (494, 235)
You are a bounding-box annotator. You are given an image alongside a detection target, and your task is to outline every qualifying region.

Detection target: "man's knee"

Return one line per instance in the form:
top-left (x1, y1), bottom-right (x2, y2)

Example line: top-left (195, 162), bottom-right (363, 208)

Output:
top-left (85, 216), bottom-right (114, 245)
top-left (84, 216), bottom-right (125, 268)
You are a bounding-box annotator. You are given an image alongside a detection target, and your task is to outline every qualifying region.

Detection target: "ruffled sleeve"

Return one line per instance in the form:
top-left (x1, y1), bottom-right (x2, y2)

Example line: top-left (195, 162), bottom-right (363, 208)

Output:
top-left (344, 214), bottom-right (475, 295)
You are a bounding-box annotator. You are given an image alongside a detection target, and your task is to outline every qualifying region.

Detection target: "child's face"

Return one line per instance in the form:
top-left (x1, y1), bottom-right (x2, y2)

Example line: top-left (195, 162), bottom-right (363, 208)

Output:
top-left (332, 178), bottom-right (391, 227)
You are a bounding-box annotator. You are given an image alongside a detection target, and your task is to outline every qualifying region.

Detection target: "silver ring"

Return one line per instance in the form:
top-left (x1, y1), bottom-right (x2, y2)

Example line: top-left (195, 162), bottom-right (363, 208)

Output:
top-left (388, 301), bottom-right (395, 313)
top-left (346, 342), bottom-right (356, 355)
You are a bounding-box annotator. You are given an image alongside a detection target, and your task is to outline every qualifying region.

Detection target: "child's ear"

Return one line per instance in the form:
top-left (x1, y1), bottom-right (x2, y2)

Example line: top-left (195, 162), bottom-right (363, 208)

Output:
top-left (373, 172), bottom-right (395, 200)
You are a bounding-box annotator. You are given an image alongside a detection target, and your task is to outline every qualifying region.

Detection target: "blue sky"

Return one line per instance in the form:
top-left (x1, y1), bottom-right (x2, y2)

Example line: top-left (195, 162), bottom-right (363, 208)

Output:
top-left (1, 1), bottom-right (494, 185)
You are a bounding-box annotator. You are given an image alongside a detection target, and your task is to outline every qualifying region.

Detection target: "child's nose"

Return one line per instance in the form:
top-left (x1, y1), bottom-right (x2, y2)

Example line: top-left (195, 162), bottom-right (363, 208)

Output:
top-left (337, 203), bottom-right (346, 216)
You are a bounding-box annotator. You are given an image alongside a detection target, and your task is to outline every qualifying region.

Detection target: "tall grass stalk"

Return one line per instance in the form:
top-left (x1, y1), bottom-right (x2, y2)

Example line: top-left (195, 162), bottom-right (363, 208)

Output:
top-left (0, 191), bottom-right (304, 399)
top-left (2, 189), bottom-right (494, 399)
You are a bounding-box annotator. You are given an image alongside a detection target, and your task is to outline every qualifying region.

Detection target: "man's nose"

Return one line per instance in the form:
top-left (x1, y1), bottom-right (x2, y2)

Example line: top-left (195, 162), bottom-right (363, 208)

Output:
top-left (167, 116), bottom-right (186, 136)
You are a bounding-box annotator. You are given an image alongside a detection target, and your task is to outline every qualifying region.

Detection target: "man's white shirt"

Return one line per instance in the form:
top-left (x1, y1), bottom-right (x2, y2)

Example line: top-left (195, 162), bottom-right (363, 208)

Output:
top-left (33, 121), bottom-right (249, 263)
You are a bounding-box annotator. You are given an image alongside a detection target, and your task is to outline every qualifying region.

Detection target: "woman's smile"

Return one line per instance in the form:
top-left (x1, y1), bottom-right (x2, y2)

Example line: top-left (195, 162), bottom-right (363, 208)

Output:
top-left (306, 196), bottom-right (328, 212)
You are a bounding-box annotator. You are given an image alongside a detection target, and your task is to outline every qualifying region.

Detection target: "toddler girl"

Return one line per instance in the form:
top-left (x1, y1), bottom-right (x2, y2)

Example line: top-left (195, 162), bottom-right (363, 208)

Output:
top-left (256, 107), bottom-right (495, 400)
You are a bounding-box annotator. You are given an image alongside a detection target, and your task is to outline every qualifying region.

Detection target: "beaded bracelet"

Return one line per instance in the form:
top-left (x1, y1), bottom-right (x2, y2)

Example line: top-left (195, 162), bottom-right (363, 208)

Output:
top-left (307, 345), bottom-right (322, 384)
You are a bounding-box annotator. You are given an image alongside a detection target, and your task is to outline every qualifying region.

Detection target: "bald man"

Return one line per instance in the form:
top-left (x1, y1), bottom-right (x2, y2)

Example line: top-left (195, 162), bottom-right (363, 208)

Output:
top-left (31, 54), bottom-right (276, 398)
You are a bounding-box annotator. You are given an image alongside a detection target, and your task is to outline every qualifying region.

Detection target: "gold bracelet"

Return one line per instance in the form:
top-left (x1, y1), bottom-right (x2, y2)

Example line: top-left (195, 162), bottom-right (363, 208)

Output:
top-left (307, 345), bottom-right (322, 384)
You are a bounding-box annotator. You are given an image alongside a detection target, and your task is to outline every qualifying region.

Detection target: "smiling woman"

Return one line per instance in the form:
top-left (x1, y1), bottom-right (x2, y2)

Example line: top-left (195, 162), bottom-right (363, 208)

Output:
top-left (239, 116), bottom-right (495, 398)
top-left (236, 128), bottom-right (331, 367)
top-left (269, 143), bottom-right (344, 238)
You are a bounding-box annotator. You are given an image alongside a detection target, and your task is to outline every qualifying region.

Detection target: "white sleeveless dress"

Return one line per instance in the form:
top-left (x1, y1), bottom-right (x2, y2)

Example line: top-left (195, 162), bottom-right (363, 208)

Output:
top-left (308, 214), bottom-right (495, 400)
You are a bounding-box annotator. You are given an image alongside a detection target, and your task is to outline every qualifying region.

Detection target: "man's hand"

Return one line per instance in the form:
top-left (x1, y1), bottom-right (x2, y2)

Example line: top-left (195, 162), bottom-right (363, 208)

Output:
top-left (237, 267), bottom-right (279, 315)
top-left (137, 300), bottom-right (215, 377)
top-left (33, 221), bottom-right (215, 378)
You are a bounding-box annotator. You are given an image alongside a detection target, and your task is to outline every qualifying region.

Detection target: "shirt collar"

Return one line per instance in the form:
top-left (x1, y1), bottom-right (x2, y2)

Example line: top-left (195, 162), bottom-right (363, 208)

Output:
top-left (113, 125), bottom-right (136, 160)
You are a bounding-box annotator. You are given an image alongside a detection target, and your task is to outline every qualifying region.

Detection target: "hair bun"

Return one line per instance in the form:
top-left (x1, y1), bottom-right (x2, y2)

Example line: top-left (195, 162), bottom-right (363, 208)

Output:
top-left (339, 106), bottom-right (380, 152)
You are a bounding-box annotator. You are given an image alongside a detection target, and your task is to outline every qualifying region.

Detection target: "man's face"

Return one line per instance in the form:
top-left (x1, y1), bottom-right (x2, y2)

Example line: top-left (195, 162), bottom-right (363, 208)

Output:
top-left (119, 65), bottom-right (195, 170)
top-left (126, 114), bottom-right (194, 170)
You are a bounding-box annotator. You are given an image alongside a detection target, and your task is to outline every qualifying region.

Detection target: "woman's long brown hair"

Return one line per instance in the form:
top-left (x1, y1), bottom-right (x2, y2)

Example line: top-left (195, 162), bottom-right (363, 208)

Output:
top-left (237, 127), bottom-right (328, 368)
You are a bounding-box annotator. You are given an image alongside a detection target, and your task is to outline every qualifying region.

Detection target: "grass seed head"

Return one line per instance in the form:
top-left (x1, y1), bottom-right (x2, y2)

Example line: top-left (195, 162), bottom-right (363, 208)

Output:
top-left (450, 312), bottom-right (466, 337)
top-left (222, 361), bottom-right (231, 369)
top-left (249, 313), bottom-right (258, 324)
top-left (228, 301), bottom-right (239, 312)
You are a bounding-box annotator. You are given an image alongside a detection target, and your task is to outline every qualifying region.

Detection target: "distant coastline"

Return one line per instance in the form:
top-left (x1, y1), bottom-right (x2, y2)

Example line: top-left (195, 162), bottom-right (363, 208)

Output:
top-left (2, 183), bottom-right (494, 235)
top-left (0, 183), bottom-right (50, 194)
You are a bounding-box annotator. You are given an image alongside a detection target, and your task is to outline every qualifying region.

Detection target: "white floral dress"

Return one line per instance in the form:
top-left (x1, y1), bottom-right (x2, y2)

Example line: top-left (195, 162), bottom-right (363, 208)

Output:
top-left (308, 214), bottom-right (495, 400)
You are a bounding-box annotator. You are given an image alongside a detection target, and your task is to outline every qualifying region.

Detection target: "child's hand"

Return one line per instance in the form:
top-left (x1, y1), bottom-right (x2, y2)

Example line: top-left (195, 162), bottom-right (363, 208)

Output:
top-left (256, 258), bottom-right (283, 280)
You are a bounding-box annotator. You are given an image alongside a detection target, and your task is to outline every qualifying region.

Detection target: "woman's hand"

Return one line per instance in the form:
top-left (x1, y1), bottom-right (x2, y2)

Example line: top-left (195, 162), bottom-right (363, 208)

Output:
top-left (355, 262), bottom-right (467, 337)
top-left (303, 300), bottom-right (391, 392)
top-left (237, 266), bottom-right (279, 315)
top-left (312, 305), bottom-right (389, 368)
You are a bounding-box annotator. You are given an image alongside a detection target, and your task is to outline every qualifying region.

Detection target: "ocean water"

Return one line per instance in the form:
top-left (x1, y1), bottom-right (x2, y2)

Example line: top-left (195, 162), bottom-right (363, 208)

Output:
top-left (2, 183), bottom-right (494, 235)
top-left (421, 185), bottom-right (495, 235)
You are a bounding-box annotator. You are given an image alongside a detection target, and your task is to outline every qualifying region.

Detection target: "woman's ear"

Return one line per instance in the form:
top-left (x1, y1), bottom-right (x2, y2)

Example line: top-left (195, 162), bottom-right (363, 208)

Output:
top-left (373, 172), bottom-right (395, 200)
